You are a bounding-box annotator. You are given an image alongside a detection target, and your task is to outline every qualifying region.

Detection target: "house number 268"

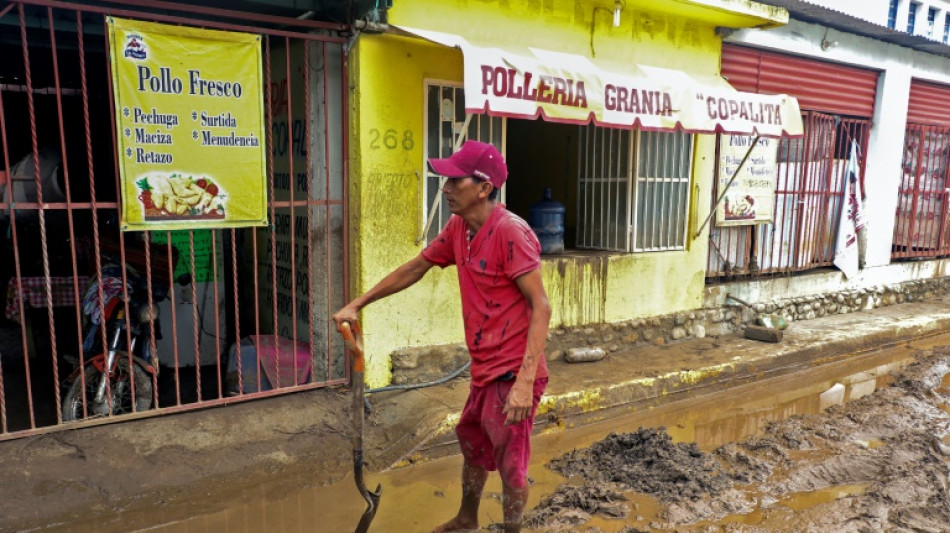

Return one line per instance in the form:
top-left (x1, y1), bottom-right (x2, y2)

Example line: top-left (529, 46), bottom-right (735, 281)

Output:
top-left (369, 129), bottom-right (414, 151)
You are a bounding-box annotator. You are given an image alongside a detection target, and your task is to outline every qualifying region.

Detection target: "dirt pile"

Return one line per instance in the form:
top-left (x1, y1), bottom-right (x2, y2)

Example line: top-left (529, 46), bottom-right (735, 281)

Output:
top-left (528, 349), bottom-right (950, 532)
top-left (549, 428), bottom-right (733, 502)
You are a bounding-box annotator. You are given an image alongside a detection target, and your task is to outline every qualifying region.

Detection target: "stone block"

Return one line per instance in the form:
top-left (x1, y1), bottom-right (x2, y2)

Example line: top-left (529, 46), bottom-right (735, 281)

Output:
top-left (565, 347), bottom-right (606, 363)
top-left (692, 324), bottom-right (706, 339)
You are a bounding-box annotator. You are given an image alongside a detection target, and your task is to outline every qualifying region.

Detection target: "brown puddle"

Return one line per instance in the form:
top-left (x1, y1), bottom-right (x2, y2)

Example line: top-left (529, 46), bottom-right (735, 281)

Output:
top-left (52, 338), bottom-right (942, 533)
top-left (706, 483), bottom-right (871, 528)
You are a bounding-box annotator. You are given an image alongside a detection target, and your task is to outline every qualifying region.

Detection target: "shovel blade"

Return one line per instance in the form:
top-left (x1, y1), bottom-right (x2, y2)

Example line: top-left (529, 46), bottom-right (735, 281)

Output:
top-left (354, 484), bottom-right (382, 533)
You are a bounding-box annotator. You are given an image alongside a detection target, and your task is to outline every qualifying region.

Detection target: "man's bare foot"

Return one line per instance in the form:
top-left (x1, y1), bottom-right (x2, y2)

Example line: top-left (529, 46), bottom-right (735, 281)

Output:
top-left (431, 516), bottom-right (479, 533)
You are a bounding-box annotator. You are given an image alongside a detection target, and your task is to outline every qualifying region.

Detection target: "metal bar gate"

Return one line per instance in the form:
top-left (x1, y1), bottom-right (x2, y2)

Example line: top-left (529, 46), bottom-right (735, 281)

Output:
top-left (892, 124), bottom-right (950, 260)
top-left (0, 0), bottom-right (349, 439)
top-left (706, 112), bottom-right (871, 280)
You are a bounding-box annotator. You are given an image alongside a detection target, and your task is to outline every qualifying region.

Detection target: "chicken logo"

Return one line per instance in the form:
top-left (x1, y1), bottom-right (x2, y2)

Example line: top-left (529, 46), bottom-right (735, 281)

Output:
top-left (124, 34), bottom-right (147, 60)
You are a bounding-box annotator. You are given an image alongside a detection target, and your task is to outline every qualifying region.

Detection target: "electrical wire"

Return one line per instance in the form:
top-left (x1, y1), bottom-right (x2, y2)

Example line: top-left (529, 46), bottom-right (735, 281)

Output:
top-left (361, 360), bottom-right (471, 414)
top-left (366, 360), bottom-right (471, 394)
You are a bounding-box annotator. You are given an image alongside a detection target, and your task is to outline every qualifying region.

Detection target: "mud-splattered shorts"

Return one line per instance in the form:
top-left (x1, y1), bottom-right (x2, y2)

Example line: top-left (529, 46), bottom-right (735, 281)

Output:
top-left (455, 377), bottom-right (547, 489)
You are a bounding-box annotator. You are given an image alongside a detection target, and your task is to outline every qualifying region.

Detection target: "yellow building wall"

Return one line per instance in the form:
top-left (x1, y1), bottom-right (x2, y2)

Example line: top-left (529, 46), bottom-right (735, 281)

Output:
top-left (350, 0), bottom-right (764, 386)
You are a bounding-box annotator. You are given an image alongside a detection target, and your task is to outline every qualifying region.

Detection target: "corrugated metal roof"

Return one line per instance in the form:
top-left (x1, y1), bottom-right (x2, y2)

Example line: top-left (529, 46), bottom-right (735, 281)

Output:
top-left (723, 44), bottom-right (879, 117)
top-left (753, 0), bottom-right (950, 59)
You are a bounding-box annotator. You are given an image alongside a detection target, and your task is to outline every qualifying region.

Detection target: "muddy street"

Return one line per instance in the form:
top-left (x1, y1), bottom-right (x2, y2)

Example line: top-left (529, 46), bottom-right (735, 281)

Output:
top-left (32, 335), bottom-right (950, 532)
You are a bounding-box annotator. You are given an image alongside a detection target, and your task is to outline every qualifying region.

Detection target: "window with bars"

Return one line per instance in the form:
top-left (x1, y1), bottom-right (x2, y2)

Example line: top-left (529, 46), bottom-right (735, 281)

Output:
top-left (927, 6), bottom-right (938, 38)
top-left (943, 12), bottom-right (949, 42)
top-left (909, 1), bottom-right (920, 33)
top-left (423, 81), bottom-right (505, 244)
top-left (577, 125), bottom-right (692, 253)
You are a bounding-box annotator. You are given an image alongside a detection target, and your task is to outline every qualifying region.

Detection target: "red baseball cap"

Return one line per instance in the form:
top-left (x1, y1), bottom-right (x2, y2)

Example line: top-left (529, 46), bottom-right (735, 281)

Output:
top-left (428, 140), bottom-right (507, 189)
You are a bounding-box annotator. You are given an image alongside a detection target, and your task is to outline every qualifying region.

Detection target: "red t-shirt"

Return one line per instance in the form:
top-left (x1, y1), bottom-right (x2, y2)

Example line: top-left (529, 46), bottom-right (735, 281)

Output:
top-left (422, 205), bottom-right (548, 387)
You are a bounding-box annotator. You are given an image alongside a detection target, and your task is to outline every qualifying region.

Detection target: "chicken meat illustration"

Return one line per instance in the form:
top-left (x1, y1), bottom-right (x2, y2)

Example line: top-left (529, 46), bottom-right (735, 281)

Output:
top-left (137, 174), bottom-right (224, 217)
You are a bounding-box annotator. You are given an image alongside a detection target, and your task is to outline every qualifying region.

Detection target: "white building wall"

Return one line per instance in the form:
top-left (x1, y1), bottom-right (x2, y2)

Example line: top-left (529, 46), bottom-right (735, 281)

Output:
top-left (809, 0), bottom-right (950, 40)
top-left (721, 17), bottom-right (950, 298)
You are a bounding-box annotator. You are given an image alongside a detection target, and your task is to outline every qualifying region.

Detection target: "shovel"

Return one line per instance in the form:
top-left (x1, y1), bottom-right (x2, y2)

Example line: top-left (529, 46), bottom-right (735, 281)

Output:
top-left (726, 294), bottom-right (787, 342)
top-left (338, 320), bottom-right (382, 533)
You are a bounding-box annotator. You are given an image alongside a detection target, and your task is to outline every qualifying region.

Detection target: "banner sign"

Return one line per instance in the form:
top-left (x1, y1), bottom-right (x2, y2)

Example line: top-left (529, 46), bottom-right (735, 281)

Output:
top-left (716, 134), bottom-right (779, 226)
top-left (834, 140), bottom-right (866, 279)
top-left (109, 17), bottom-right (268, 231)
top-left (398, 27), bottom-right (804, 138)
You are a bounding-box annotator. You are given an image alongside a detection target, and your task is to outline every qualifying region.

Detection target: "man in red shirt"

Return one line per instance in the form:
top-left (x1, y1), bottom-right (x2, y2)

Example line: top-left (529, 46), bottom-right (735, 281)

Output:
top-left (333, 140), bottom-right (551, 533)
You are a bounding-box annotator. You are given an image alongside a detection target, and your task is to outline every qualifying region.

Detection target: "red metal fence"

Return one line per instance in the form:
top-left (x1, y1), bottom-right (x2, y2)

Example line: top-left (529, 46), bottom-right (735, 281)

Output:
top-left (892, 124), bottom-right (950, 259)
top-left (707, 112), bottom-right (871, 279)
top-left (0, 0), bottom-right (349, 439)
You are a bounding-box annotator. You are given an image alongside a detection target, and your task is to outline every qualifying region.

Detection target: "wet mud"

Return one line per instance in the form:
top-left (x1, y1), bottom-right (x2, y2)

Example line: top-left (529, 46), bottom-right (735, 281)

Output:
top-left (528, 348), bottom-right (950, 531)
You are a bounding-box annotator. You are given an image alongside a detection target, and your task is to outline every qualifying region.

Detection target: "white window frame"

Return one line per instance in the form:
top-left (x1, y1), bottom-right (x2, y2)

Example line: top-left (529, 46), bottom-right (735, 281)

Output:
top-left (577, 124), bottom-right (693, 253)
top-left (421, 79), bottom-right (506, 245)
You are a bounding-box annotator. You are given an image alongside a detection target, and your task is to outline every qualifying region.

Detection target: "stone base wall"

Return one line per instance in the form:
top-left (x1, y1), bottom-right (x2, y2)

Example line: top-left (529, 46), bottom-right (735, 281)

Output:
top-left (387, 277), bottom-right (950, 386)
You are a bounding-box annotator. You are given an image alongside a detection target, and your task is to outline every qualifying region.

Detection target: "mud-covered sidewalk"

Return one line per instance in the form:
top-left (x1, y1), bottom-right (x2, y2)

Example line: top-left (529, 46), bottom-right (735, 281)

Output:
top-left (527, 348), bottom-right (950, 531)
top-left (3, 297), bottom-right (950, 532)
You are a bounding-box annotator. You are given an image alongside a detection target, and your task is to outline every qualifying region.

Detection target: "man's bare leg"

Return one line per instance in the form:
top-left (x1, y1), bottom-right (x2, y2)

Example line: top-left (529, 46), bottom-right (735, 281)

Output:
top-left (502, 484), bottom-right (528, 533)
top-left (431, 461), bottom-right (488, 533)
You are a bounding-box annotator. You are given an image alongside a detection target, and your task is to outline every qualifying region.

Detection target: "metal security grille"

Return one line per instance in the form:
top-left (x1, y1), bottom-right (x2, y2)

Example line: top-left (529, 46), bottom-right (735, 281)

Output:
top-left (423, 81), bottom-right (505, 244)
top-left (892, 124), bottom-right (950, 259)
top-left (634, 130), bottom-right (692, 252)
top-left (0, 0), bottom-right (348, 440)
top-left (577, 125), bottom-right (691, 253)
top-left (706, 113), bottom-right (871, 279)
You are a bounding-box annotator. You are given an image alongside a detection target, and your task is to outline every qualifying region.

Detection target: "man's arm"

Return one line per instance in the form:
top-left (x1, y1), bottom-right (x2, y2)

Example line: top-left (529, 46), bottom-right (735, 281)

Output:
top-left (502, 268), bottom-right (551, 425)
top-left (332, 254), bottom-right (436, 328)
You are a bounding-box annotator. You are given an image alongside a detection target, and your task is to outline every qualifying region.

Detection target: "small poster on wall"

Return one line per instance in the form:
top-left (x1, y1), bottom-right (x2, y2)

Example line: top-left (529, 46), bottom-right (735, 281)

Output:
top-left (716, 134), bottom-right (779, 226)
top-left (108, 17), bottom-right (268, 231)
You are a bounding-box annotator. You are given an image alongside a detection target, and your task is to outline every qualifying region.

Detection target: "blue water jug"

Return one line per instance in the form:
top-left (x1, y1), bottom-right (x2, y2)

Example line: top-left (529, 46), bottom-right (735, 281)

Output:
top-left (529, 188), bottom-right (565, 254)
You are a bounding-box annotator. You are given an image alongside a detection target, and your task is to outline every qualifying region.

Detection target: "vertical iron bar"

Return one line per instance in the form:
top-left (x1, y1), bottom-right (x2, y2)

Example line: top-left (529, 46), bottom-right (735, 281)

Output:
top-left (189, 231), bottom-right (201, 402)
top-left (142, 233), bottom-right (159, 407)
top-left (284, 36), bottom-right (296, 386)
top-left (104, 10), bottom-right (132, 415)
top-left (908, 127), bottom-right (924, 257)
top-left (0, 75), bottom-right (13, 432)
top-left (19, 2), bottom-right (51, 428)
top-left (165, 235), bottom-right (181, 404)
top-left (266, 35), bottom-right (277, 393)
top-left (211, 230), bottom-right (222, 398)
top-left (77, 12), bottom-right (97, 420)
top-left (607, 128), bottom-right (615, 250)
top-left (303, 40), bottom-right (316, 384)
top-left (46, 6), bottom-right (76, 423)
top-left (231, 228), bottom-right (243, 395)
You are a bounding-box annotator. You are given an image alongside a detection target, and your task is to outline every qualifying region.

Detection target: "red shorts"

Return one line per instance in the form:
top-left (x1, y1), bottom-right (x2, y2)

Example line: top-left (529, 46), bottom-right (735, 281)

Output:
top-left (455, 377), bottom-right (547, 489)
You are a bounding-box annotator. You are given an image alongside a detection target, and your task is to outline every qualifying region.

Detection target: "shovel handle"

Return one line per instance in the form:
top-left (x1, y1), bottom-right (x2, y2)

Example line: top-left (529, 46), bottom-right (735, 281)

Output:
top-left (338, 320), bottom-right (365, 372)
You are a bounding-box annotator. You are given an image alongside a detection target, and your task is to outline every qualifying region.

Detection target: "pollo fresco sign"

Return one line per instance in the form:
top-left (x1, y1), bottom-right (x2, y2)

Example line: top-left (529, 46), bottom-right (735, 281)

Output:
top-left (716, 134), bottom-right (779, 226)
top-left (108, 17), bottom-right (267, 231)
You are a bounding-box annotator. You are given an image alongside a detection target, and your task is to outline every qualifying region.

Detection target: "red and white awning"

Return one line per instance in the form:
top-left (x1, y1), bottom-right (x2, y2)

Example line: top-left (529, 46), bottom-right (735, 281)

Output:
top-left (395, 27), bottom-right (803, 138)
